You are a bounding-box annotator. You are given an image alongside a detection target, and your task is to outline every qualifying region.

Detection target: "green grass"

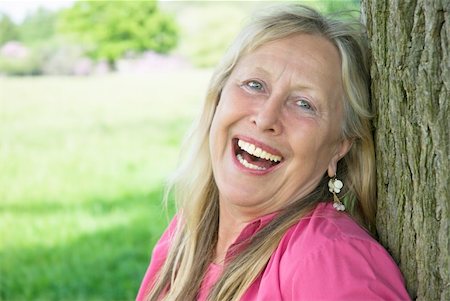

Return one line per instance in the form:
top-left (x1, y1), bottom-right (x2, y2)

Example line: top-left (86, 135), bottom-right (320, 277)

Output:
top-left (0, 71), bottom-right (211, 300)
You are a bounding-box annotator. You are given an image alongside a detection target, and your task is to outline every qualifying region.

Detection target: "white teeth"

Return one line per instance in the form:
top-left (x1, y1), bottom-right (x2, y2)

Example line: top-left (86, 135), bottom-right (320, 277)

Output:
top-left (237, 154), bottom-right (266, 170)
top-left (237, 139), bottom-right (282, 162)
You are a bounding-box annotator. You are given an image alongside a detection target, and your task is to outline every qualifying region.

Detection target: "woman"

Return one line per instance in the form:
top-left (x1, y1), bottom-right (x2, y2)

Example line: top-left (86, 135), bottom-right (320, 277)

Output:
top-left (137, 4), bottom-right (410, 301)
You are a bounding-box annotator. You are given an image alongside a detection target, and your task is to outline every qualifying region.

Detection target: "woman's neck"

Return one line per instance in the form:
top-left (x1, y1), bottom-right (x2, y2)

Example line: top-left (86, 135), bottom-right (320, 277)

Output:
top-left (214, 203), bottom-right (253, 265)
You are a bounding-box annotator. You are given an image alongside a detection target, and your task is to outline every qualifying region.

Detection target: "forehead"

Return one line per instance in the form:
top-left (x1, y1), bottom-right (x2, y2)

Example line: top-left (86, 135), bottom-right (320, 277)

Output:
top-left (238, 34), bottom-right (341, 77)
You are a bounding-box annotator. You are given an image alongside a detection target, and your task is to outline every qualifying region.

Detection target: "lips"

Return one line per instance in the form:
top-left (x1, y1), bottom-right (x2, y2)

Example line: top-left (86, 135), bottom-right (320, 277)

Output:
top-left (232, 137), bottom-right (283, 171)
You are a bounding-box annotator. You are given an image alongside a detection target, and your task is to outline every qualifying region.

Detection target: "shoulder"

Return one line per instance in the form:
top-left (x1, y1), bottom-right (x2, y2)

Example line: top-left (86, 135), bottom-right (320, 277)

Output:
top-left (277, 203), bottom-right (381, 261)
top-left (136, 216), bottom-right (178, 301)
top-left (151, 215), bottom-right (179, 257)
top-left (275, 203), bottom-right (410, 300)
top-left (287, 202), bottom-right (378, 252)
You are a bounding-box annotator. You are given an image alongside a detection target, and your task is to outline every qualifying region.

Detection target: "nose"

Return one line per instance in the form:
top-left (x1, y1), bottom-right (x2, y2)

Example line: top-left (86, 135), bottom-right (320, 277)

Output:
top-left (251, 97), bottom-right (283, 135)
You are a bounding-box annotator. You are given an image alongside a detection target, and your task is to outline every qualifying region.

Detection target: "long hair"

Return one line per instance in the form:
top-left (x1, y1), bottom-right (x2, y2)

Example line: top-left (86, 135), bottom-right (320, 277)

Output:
top-left (146, 4), bottom-right (375, 301)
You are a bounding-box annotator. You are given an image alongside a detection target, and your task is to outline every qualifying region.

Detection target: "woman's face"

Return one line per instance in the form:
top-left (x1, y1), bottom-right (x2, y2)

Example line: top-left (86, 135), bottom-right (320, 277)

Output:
top-left (209, 34), bottom-right (352, 218)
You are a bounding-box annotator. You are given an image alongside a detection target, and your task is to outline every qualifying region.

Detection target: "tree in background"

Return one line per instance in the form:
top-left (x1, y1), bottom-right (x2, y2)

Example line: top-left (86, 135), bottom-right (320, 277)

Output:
top-left (314, 0), bottom-right (360, 14)
top-left (174, 3), bottom-right (247, 68)
top-left (362, 0), bottom-right (449, 299)
top-left (18, 8), bottom-right (57, 45)
top-left (58, 0), bottom-right (178, 65)
top-left (0, 13), bottom-right (43, 76)
top-left (0, 13), bottom-right (19, 45)
top-left (167, 0), bottom-right (361, 68)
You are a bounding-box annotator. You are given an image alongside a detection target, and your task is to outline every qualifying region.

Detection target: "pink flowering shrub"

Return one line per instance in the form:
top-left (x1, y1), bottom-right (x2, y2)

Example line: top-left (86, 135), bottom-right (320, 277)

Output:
top-left (0, 41), bottom-right (41, 75)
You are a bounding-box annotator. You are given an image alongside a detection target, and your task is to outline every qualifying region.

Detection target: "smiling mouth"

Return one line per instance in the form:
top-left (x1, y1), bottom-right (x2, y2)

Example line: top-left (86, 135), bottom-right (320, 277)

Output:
top-left (233, 138), bottom-right (283, 171)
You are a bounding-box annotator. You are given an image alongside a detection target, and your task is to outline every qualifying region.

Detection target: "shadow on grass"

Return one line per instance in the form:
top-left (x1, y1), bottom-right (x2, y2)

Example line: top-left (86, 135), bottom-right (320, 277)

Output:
top-left (0, 186), bottom-right (174, 301)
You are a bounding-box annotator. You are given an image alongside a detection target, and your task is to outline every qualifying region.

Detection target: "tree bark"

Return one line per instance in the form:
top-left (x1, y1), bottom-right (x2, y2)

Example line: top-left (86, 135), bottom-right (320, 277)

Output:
top-left (361, 0), bottom-right (449, 300)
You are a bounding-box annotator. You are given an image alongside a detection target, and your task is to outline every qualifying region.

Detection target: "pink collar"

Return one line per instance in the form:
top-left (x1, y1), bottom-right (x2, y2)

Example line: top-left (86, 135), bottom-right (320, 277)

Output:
top-left (224, 211), bottom-right (278, 262)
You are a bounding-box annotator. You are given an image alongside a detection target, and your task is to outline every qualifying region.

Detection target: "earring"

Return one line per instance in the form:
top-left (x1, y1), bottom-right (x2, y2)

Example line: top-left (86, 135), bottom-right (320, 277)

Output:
top-left (328, 176), bottom-right (345, 211)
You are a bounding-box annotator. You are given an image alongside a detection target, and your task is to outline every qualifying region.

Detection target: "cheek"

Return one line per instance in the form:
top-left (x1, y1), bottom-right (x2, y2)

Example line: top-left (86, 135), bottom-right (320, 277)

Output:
top-left (221, 81), bottom-right (255, 110)
top-left (288, 123), bottom-right (336, 162)
top-left (209, 102), bottom-right (227, 140)
top-left (212, 90), bottom-right (247, 129)
top-left (209, 102), bottom-right (233, 156)
top-left (209, 113), bottom-right (222, 152)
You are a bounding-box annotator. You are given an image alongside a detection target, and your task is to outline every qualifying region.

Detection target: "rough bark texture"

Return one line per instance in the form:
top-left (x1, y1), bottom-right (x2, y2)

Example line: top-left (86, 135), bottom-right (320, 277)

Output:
top-left (361, 0), bottom-right (449, 300)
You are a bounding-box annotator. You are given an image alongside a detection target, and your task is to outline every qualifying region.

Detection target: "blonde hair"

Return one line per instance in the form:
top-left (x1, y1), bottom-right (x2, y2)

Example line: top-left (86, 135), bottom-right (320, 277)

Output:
top-left (146, 4), bottom-right (375, 301)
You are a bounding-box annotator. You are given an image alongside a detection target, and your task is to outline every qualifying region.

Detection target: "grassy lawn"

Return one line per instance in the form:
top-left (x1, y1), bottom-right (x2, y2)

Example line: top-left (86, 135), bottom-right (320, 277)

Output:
top-left (0, 70), bottom-right (211, 300)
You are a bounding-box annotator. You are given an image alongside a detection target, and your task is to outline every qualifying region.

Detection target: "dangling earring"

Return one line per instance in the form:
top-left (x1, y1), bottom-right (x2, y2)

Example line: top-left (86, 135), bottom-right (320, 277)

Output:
top-left (328, 176), bottom-right (345, 211)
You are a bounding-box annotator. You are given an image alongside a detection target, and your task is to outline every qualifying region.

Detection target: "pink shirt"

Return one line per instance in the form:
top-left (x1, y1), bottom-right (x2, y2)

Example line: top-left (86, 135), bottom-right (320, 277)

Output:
top-left (136, 202), bottom-right (410, 300)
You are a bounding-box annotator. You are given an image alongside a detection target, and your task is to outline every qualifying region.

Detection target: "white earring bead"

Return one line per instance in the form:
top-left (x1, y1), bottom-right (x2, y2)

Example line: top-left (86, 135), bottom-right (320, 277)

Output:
top-left (329, 177), bottom-right (345, 211)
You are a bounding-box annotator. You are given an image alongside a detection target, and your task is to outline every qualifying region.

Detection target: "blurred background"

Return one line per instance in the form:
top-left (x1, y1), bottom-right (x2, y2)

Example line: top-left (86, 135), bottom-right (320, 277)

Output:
top-left (0, 1), bottom-right (359, 300)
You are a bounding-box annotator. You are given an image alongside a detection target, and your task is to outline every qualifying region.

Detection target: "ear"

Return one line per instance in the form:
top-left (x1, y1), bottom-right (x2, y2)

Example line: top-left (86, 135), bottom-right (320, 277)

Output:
top-left (327, 138), bottom-right (353, 177)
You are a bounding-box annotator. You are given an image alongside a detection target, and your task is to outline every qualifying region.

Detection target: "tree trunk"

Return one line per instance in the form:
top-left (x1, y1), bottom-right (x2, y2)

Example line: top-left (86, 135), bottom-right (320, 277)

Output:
top-left (361, 0), bottom-right (449, 300)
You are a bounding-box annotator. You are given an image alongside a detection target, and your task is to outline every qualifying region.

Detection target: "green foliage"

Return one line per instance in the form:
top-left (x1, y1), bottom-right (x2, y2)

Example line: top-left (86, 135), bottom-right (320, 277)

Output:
top-left (171, 1), bottom-right (360, 68)
top-left (18, 7), bottom-right (57, 45)
top-left (176, 4), bottom-right (246, 68)
top-left (306, 0), bottom-right (360, 13)
top-left (0, 47), bottom-right (42, 76)
top-left (58, 1), bottom-right (178, 63)
top-left (0, 72), bottom-right (210, 299)
top-left (0, 13), bottom-right (19, 45)
top-left (309, 0), bottom-right (360, 18)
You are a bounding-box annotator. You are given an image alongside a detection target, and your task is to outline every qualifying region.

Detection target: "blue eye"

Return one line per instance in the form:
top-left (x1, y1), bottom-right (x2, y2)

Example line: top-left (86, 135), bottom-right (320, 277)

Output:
top-left (296, 99), bottom-right (313, 111)
top-left (246, 80), bottom-right (264, 91)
